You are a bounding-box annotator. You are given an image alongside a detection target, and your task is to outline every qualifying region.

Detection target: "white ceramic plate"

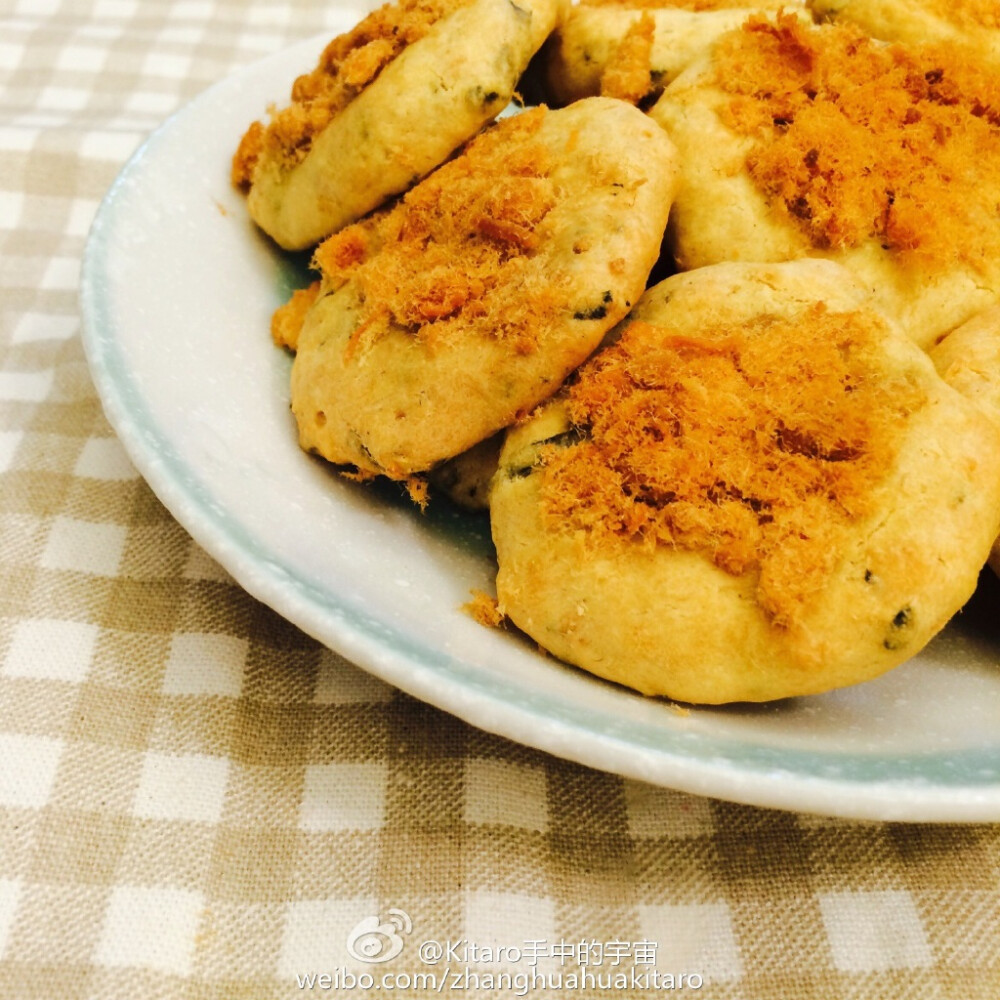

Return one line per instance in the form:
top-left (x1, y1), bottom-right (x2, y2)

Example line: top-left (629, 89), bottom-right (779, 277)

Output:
top-left (80, 24), bottom-right (1000, 823)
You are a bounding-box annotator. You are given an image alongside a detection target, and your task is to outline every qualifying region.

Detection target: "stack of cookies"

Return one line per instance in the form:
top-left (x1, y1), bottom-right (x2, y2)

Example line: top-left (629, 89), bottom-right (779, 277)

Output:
top-left (234, 0), bottom-right (1000, 704)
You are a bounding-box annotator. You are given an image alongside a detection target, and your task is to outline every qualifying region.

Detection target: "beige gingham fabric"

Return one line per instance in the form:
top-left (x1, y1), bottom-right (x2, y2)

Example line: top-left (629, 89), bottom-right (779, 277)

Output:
top-left (1, 2), bottom-right (999, 998)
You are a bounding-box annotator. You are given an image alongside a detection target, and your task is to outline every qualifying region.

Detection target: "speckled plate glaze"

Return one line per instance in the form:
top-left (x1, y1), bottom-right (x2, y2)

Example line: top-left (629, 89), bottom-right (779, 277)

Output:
top-left (80, 23), bottom-right (1000, 822)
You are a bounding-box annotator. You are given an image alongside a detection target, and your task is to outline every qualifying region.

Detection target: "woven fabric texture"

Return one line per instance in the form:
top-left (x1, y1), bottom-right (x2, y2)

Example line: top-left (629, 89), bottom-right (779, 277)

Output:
top-left (1, 2), bottom-right (999, 998)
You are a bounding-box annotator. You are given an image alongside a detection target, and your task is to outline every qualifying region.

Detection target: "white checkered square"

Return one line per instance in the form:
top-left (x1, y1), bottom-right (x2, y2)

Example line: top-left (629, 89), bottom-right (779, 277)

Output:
top-left (66, 198), bottom-right (100, 237)
top-left (236, 31), bottom-right (281, 54)
top-left (278, 897), bottom-right (378, 975)
top-left (125, 91), bottom-right (179, 115)
top-left (819, 890), bottom-right (933, 972)
top-left (41, 517), bottom-right (127, 577)
top-left (3, 618), bottom-right (98, 683)
top-left (74, 436), bottom-right (137, 481)
top-left (0, 126), bottom-right (39, 152)
top-left (133, 751), bottom-right (230, 823)
top-left (170, 0), bottom-right (213, 19)
top-left (39, 256), bottom-right (80, 290)
top-left (94, 0), bottom-right (139, 18)
top-left (39, 88), bottom-right (90, 113)
top-left (638, 902), bottom-right (743, 980)
top-left (299, 762), bottom-right (386, 832)
top-left (11, 111), bottom-right (74, 130)
top-left (0, 191), bottom-right (23, 228)
top-left (246, 5), bottom-right (293, 27)
top-left (94, 885), bottom-right (203, 975)
top-left (160, 25), bottom-right (206, 46)
top-left (0, 44), bottom-right (23, 69)
top-left (465, 891), bottom-right (555, 970)
top-left (56, 45), bottom-right (106, 72)
top-left (0, 371), bottom-right (53, 402)
top-left (464, 758), bottom-right (548, 832)
top-left (162, 632), bottom-right (247, 698)
top-left (142, 52), bottom-right (192, 78)
top-left (79, 130), bottom-right (142, 162)
top-left (11, 312), bottom-right (79, 344)
top-left (0, 431), bottom-right (22, 472)
top-left (13, 0), bottom-right (59, 14)
top-left (0, 879), bottom-right (22, 961)
top-left (0, 734), bottom-right (62, 808)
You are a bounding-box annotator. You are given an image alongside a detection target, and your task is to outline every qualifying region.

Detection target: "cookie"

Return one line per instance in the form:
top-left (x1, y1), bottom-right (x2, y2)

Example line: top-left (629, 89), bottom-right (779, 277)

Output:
top-left (232, 0), bottom-right (560, 250)
top-left (808, 0), bottom-right (1000, 64)
top-left (541, 0), bottom-right (803, 107)
top-left (290, 97), bottom-right (680, 481)
top-left (649, 14), bottom-right (1000, 349)
top-left (428, 433), bottom-right (503, 510)
top-left (489, 259), bottom-right (1000, 703)
top-left (930, 303), bottom-right (1000, 428)
top-left (930, 303), bottom-right (1000, 579)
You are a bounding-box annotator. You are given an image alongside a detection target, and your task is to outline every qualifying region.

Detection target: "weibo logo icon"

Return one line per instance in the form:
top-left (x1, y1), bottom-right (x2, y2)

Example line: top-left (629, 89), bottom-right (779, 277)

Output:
top-left (346, 908), bottom-right (413, 964)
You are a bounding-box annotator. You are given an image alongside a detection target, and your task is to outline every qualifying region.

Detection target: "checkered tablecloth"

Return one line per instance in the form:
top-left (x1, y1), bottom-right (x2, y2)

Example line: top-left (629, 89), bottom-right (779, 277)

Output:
top-left (1, 2), bottom-right (999, 998)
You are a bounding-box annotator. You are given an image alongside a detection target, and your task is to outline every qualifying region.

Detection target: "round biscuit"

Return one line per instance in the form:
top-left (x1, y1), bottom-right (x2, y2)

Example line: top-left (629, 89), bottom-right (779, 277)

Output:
top-left (290, 97), bottom-right (680, 480)
top-left (238, 0), bottom-right (560, 250)
top-left (930, 303), bottom-right (1000, 580)
top-left (428, 434), bottom-right (503, 511)
top-left (542, 0), bottom-right (804, 107)
top-left (930, 303), bottom-right (1000, 429)
top-left (649, 15), bottom-right (1000, 349)
top-left (489, 259), bottom-right (1000, 703)
top-left (808, 0), bottom-right (1000, 64)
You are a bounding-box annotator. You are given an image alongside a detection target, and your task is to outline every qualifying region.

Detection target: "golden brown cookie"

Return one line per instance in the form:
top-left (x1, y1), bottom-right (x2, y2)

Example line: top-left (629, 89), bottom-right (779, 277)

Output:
top-left (930, 304), bottom-right (1000, 427)
top-left (428, 433), bottom-right (503, 510)
top-left (290, 97), bottom-right (680, 481)
top-left (541, 0), bottom-right (804, 107)
top-left (650, 14), bottom-right (1000, 349)
top-left (809, 0), bottom-right (1000, 64)
top-left (929, 303), bottom-right (1000, 579)
top-left (233, 0), bottom-right (560, 250)
top-left (489, 260), bottom-right (1000, 703)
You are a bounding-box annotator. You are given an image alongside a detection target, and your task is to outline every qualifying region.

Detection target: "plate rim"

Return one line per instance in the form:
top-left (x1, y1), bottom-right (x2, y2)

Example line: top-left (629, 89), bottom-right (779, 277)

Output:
top-left (79, 30), bottom-right (1000, 823)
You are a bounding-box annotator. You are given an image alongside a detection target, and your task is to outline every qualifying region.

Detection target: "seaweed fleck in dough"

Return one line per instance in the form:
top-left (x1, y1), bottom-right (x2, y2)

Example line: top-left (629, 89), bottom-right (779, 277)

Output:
top-left (289, 97), bottom-right (681, 483)
top-left (489, 259), bottom-right (1000, 703)
top-left (232, 0), bottom-right (560, 250)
